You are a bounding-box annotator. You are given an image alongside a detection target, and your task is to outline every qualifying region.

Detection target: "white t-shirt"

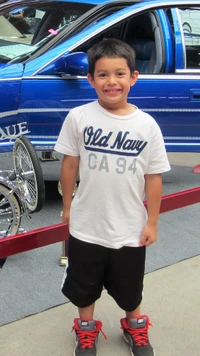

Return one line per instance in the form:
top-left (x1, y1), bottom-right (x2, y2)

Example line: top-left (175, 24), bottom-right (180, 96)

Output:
top-left (55, 100), bottom-right (170, 248)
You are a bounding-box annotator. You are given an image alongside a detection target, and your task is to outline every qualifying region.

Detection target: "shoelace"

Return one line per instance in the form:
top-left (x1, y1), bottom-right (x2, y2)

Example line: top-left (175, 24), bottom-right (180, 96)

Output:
top-left (123, 323), bottom-right (152, 347)
top-left (72, 326), bottom-right (107, 349)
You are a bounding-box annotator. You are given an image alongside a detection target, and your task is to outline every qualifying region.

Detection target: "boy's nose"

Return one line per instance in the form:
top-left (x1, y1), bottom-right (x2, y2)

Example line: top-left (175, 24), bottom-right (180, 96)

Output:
top-left (108, 75), bottom-right (117, 84)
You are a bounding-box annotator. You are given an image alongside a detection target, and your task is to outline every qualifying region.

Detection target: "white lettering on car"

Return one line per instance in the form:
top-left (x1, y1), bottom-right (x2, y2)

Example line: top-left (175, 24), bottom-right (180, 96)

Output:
top-left (0, 122), bottom-right (30, 141)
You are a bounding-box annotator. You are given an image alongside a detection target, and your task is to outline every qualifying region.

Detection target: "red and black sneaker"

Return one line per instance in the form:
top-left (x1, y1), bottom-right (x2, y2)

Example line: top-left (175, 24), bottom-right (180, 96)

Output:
top-left (120, 315), bottom-right (155, 356)
top-left (72, 318), bottom-right (106, 356)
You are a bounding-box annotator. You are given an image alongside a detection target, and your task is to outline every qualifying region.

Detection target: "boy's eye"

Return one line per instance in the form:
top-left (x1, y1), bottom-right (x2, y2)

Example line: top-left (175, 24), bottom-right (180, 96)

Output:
top-left (98, 73), bottom-right (106, 77)
top-left (117, 72), bottom-right (125, 76)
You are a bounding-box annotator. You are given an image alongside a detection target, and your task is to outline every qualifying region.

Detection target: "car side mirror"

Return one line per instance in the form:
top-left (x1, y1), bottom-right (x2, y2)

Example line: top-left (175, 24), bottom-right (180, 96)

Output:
top-left (40, 52), bottom-right (88, 76)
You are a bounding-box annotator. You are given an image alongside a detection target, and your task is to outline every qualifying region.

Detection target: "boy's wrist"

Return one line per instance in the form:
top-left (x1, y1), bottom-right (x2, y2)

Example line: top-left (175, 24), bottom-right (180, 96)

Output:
top-left (63, 204), bottom-right (71, 210)
top-left (147, 218), bottom-right (158, 226)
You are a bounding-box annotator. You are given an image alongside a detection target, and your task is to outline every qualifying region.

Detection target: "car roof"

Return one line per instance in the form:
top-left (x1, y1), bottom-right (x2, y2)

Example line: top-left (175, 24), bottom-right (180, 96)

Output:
top-left (1, 0), bottom-right (153, 7)
top-left (2, 0), bottom-right (198, 6)
top-left (2, 0), bottom-right (112, 5)
top-left (0, 0), bottom-right (147, 12)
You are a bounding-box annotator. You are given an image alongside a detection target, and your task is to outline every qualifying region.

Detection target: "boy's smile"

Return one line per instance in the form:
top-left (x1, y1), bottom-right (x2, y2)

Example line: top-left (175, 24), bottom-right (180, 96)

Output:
top-left (104, 88), bottom-right (122, 96)
top-left (87, 57), bottom-right (138, 114)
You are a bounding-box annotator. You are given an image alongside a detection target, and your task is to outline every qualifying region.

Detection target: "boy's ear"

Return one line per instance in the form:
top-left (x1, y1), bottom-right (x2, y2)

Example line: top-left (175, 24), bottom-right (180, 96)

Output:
top-left (87, 73), bottom-right (95, 88)
top-left (130, 70), bottom-right (139, 86)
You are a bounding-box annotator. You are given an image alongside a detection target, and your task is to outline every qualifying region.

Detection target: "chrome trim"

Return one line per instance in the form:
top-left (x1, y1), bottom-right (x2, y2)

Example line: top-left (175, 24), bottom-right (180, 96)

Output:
top-left (27, 135), bottom-right (200, 141)
top-left (34, 145), bottom-right (55, 150)
top-left (1, 72), bottom-right (200, 82)
top-left (1, 107), bottom-right (200, 120)
top-left (19, 108), bottom-right (70, 113)
top-left (24, 73), bottom-right (200, 80)
top-left (24, 75), bottom-right (88, 80)
top-left (175, 8), bottom-right (187, 68)
top-left (176, 69), bottom-right (200, 74)
top-left (134, 74), bottom-right (200, 80)
top-left (32, 0), bottom-right (200, 76)
top-left (0, 78), bottom-right (21, 82)
top-left (0, 110), bottom-right (18, 118)
top-left (165, 142), bottom-right (200, 146)
top-left (143, 109), bottom-right (200, 112)
top-left (27, 135), bottom-right (58, 139)
top-left (164, 136), bottom-right (200, 140)
top-left (20, 107), bottom-right (200, 113)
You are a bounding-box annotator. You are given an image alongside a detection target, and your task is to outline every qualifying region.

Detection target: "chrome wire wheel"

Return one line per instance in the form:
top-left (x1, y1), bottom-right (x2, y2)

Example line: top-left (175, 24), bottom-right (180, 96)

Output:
top-left (0, 185), bottom-right (21, 238)
top-left (13, 136), bottom-right (45, 213)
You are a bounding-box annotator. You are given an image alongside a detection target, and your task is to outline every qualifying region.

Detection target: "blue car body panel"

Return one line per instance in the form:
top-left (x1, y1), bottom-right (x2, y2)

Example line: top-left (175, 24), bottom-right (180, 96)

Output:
top-left (0, 0), bottom-right (200, 153)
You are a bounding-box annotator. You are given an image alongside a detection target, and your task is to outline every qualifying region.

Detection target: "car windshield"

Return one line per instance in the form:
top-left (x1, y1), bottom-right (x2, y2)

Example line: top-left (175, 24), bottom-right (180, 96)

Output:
top-left (0, 2), bottom-right (94, 63)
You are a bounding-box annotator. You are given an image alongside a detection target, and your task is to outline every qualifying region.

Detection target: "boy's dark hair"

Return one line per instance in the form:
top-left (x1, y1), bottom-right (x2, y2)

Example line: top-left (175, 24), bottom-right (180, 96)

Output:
top-left (87, 38), bottom-right (136, 77)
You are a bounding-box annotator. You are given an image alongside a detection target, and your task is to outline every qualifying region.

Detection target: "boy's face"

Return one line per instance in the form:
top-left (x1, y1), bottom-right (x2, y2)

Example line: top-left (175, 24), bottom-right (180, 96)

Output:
top-left (87, 57), bottom-right (138, 111)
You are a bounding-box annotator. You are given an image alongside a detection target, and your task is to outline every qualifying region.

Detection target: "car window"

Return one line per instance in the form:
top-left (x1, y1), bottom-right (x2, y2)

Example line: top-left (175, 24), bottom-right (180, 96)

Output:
top-left (179, 7), bottom-right (200, 69)
top-left (0, 2), bottom-right (94, 63)
top-left (0, 7), bottom-right (45, 62)
top-left (75, 9), bottom-right (165, 74)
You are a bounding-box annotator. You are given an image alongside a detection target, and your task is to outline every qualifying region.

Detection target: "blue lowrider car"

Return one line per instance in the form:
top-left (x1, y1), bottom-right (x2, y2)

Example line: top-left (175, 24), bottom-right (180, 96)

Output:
top-left (0, 0), bottom-right (200, 153)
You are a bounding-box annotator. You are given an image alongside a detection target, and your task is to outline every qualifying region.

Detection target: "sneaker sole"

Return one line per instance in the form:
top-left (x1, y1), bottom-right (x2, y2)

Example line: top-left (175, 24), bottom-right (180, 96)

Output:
top-left (123, 334), bottom-right (155, 356)
top-left (74, 352), bottom-right (99, 356)
top-left (74, 340), bottom-right (99, 356)
top-left (74, 351), bottom-right (99, 356)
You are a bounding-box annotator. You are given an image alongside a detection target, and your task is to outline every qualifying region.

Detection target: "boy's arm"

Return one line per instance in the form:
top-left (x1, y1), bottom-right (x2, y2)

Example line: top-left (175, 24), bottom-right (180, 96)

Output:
top-left (140, 173), bottom-right (162, 247)
top-left (61, 155), bottom-right (80, 224)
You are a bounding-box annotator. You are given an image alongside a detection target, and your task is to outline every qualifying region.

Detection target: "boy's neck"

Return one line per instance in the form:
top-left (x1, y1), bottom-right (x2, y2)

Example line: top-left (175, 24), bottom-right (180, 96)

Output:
top-left (98, 101), bottom-right (137, 116)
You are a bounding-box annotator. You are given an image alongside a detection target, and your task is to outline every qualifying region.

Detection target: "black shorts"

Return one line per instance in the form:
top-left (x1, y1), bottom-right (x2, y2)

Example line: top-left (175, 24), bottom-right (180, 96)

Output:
top-left (61, 235), bottom-right (146, 312)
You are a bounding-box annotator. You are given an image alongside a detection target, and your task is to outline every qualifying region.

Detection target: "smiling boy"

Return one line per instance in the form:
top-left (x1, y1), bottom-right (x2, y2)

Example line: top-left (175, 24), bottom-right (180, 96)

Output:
top-left (55, 38), bottom-right (170, 356)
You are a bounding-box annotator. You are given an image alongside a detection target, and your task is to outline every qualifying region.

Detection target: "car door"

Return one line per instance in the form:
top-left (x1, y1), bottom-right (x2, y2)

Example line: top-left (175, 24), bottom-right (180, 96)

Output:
top-left (0, 63), bottom-right (27, 152)
top-left (18, 47), bottom-right (96, 151)
top-left (0, 2), bottom-right (46, 152)
top-left (164, 6), bottom-right (200, 152)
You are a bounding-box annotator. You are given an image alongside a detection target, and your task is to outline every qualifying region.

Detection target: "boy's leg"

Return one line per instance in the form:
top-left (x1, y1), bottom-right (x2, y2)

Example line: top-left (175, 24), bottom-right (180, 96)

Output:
top-left (121, 310), bottom-right (154, 356)
top-left (72, 313), bottom-right (105, 356)
top-left (106, 246), bottom-right (154, 355)
top-left (73, 304), bottom-right (107, 356)
top-left (126, 305), bottom-right (141, 321)
top-left (62, 235), bottom-right (107, 307)
top-left (78, 303), bottom-right (95, 320)
top-left (62, 235), bottom-right (107, 356)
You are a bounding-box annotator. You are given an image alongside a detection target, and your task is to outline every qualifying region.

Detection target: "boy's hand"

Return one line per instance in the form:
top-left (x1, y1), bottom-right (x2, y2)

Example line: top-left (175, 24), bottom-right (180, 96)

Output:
top-left (61, 207), bottom-right (70, 225)
top-left (139, 222), bottom-right (157, 247)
